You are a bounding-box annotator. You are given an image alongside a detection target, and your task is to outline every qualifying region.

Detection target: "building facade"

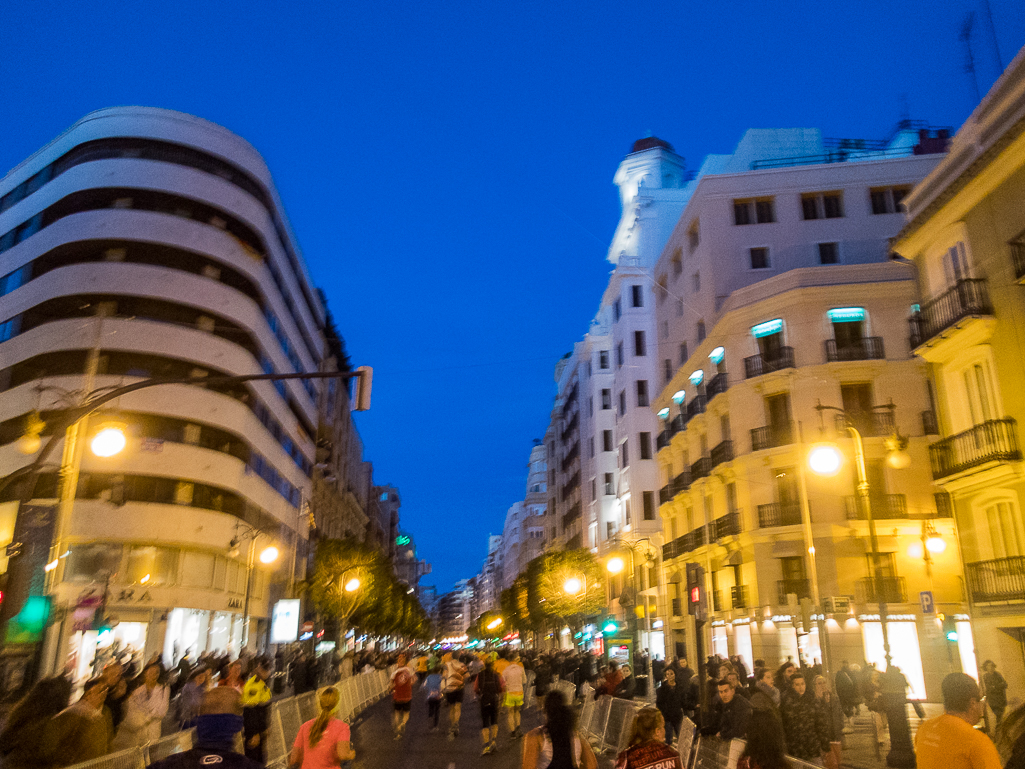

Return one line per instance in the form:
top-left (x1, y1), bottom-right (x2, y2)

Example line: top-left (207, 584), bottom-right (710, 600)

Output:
top-left (893, 46), bottom-right (1025, 695)
top-left (0, 108), bottom-right (375, 684)
top-left (652, 125), bottom-right (966, 699)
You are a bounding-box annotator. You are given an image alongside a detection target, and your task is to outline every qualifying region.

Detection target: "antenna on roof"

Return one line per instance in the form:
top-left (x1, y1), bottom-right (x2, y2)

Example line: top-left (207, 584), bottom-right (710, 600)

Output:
top-left (981, 0), bottom-right (1004, 72)
top-left (960, 12), bottom-right (982, 105)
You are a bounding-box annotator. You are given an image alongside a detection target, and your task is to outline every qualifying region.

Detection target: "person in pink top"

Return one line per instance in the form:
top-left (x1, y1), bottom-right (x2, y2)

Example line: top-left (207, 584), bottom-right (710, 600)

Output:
top-left (290, 687), bottom-right (355, 769)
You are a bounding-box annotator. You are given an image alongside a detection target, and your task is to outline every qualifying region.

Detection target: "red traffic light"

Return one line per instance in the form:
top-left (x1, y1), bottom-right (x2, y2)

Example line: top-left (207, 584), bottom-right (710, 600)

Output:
top-left (690, 586), bottom-right (700, 603)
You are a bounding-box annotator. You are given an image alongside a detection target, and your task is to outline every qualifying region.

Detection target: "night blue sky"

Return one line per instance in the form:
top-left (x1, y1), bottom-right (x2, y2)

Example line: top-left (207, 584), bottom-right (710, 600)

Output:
top-left (3, 1), bottom-right (1023, 593)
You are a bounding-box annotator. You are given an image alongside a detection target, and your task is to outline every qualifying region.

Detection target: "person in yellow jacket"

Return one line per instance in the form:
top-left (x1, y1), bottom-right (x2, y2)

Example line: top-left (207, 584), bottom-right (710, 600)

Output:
top-left (241, 659), bottom-right (272, 764)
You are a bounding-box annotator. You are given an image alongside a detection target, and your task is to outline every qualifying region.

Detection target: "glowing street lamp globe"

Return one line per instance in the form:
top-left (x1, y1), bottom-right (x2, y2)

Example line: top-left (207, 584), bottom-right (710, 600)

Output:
top-left (344, 577), bottom-right (361, 592)
top-left (606, 556), bottom-right (625, 575)
top-left (925, 533), bottom-right (947, 554)
top-left (486, 617), bottom-right (503, 630)
top-left (808, 443), bottom-right (844, 476)
top-left (91, 425), bottom-right (127, 457)
top-left (258, 546), bottom-right (279, 564)
top-left (563, 577), bottom-right (582, 595)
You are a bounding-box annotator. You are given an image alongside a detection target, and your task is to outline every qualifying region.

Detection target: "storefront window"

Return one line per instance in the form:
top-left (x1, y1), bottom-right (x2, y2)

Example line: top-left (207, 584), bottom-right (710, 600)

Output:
top-left (862, 621), bottom-right (926, 699)
top-left (712, 626), bottom-right (729, 658)
top-left (956, 621), bottom-right (979, 681)
top-left (125, 546), bottom-right (178, 586)
top-left (65, 543), bottom-right (123, 582)
top-left (733, 624), bottom-right (753, 672)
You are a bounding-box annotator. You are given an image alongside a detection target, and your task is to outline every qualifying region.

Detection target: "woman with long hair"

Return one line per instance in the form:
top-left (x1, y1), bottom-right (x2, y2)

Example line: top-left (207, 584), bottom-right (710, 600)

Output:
top-left (0, 676), bottom-right (73, 769)
top-left (290, 687), bottom-right (356, 769)
top-left (738, 710), bottom-right (790, 769)
top-left (114, 661), bottom-right (169, 748)
top-left (522, 690), bottom-right (597, 769)
top-left (613, 707), bottom-right (683, 769)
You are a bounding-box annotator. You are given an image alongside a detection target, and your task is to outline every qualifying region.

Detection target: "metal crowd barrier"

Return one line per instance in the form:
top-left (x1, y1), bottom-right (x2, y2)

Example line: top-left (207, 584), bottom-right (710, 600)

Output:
top-left (60, 667), bottom-right (395, 769)
top-left (575, 686), bottom-right (647, 755)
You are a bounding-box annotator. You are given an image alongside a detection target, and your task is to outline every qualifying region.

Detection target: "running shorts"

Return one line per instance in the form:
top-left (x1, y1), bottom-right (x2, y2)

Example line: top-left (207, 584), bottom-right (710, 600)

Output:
top-left (444, 688), bottom-right (465, 704)
top-left (504, 692), bottom-right (524, 708)
top-left (480, 702), bottom-right (498, 727)
top-left (393, 700), bottom-right (411, 712)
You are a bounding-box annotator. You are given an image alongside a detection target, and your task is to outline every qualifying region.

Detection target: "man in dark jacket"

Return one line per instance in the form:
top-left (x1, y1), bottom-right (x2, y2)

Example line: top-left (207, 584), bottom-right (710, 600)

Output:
top-left (656, 669), bottom-right (686, 745)
top-left (149, 689), bottom-right (260, 769)
top-left (706, 679), bottom-right (752, 741)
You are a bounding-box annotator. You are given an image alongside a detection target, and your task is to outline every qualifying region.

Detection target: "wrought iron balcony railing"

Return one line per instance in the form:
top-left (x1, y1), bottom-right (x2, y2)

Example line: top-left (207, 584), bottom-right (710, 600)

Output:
top-left (706, 372), bottom-right (729, 400)
top-left (671, 470), bottom-right (692, 497)
top-left (856, 576), bottom-right (908, 604)
top-left (777, 578), bottom-right (811, 604)
top-left (744, 347), bottom-right (796, 379)
top-left (758, 501), bottom-right (803, 527)
top-left (657, 430), bottom-right (671, 450)
top-left (671, 413), bottom-right (686, 436)
top-left (909, 278), bottom-right (994, 348)
top-left (843, 494), bottom-right (908, 520)
top-left (662, 535), bottom-right (688, 561)
top-left (659, 485), bottom-right (670, 505)
top-left (929, 418), bottom-right (1022, 479)
top-left (714, 511), bottom-right (741, 539)
top-left (710, 439), bottom-right (734, 469)
top-left (691, 456), bottom-right (711, 480)
top-left (834, 410), bottom-right (895, 437)
top-left (731, 584), bottom-right (748, 609)
top-left (825, 337), bottom-right (885, 362)
top-left (966, 556), bottom-right (1025, 603)
top-left (1012, 241), bottom-right (1025, 281)
top-left (750, 423), bottom-right (793, 452)
top-left (687, 395), bottom-right (707, 418)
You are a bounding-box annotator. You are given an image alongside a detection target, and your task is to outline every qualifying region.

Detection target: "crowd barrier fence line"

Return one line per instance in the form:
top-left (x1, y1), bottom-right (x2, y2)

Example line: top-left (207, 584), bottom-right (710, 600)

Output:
top-left (59, 667), bottom-right (395, 769)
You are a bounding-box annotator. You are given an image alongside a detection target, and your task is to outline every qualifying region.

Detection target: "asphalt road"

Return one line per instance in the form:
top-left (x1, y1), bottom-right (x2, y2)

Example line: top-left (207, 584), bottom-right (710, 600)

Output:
top-left (347, 686), bottom-right (544, 769)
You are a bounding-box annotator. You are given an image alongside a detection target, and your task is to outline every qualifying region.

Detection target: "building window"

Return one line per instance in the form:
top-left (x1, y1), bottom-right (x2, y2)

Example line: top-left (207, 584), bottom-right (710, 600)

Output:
top-left (636, 380), bottom-right (649, 408)
top-left (588, 396), bottom-right (594, 416)
top-left (631, 285), bottom-right (644, 307)
top-left (603, 430), bottom-right (614, 452)
top-left (688, 221), bottom-right (700, 252)
top-left (656, 276), bottom-right (668, 303)
top-left (696, 321), bottom-right (706, 343)
top-left (616, 343), bottom-right (624, 368)
top-left (672, 248), bottom-right (683, 276)
top-left (676, 299), bottom-right (684, 317)
top-left (663, 358), bottom-right (673, 384)
top-left (661, 321), bottom-right (669, 339)
top-left (750, 247), bottom-right (770, 269)
top-left (602, 389), bottom-right (612, 409)
top-left (734, 197), bottom-right (775, 225)
top-left (870, 186), bottom-right (912, 214)
top-left (589, 437), bottom-right (595, 458)
top-left (818, 242), bottom-right (839, 264)
top-left (679, 342), bottom-right (688, 365)
top-left (801, 192), bottom-right (844, 220)
top-left (692, 272), bottom-right (700, 292)
top-left (640, 432), bottom-right (652, 460)
top-left (634, 330), bottom-right (647, 356)
top-left (591, 477), bottom-right (597, 500)
top-left (619, 390), bottom-right (627, 416)
top-left (643, 491), bottom-right (656, 520)
top-left (599, 350), bottom-right (610, 369)
top-left (620, 441), bottom-right (629, 468)
top-left (613, 299), bottom-right (622, 322)
top-left (604, 473), bottom-right (614, 495)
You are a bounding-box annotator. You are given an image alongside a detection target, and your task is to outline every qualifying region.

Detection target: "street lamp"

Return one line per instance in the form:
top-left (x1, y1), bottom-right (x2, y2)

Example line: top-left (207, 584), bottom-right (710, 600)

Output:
top-left (344, 576), bottom-right (361, 593)
top-left (606, 540), bottom-right (658, 704)
top-left (90, 424), bottom-right (127, 458)
top-left (486, 616), bottom-right (503, 631)
top-left (229, 524), bottom-right (280, 649)
top-left (563, 577), bottom-right (583, 596)
top-left (809, 401), bottom-right (915, 768)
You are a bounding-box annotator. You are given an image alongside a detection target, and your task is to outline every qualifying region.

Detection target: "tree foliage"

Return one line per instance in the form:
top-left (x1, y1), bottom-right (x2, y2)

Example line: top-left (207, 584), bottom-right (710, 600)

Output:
top-left (305, 537), bottom-right (431, 639)
top-left (499, 549), bottom-right (604, 633)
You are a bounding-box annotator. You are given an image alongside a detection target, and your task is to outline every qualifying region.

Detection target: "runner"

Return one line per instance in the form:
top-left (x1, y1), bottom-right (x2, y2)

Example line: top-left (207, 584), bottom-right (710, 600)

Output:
top-left (501, 652), bottom-right (527, 739)
top-left (425, 664), bottom-right (444, 731)
top-left (442, 653), bottom-right (468, 741)
top-left (388, 653), bottom-right (416, 739)
top-left (474, 656), bottom-right (504, 755)
top-left (415, 653), bottom-right (429, 684)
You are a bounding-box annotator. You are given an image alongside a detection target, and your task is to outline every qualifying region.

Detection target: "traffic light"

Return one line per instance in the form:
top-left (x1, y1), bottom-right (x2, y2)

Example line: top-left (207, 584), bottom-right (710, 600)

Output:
top-left (601, 618), bottom-right (618, 635)
top-left (686, 562), bottom-right (706, 620)
top-left (352, 366), bottom-right (373, 411)
top-left (940, 613), bottom-right (959, 642)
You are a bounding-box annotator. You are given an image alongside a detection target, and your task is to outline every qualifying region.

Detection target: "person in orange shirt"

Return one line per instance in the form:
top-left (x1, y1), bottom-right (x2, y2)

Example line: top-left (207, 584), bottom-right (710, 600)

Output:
top-left (916, 673), bottom-right (1001, 769)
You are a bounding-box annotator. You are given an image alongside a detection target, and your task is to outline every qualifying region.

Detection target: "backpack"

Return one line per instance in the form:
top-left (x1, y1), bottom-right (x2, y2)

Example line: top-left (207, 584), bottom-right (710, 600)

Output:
top-left (443, 662), bottom-right (465, 692)
top-left (478, 669), bottom-right (501, 706)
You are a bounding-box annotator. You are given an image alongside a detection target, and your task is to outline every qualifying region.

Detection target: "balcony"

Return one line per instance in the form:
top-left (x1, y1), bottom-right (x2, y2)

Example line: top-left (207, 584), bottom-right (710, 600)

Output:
top-left (856, 576), bottom-right (908, 604)
top-left (686, 395), bottom-right (707, 419)
top-left (922, 410), bottom-right (939, 435)
top-left (966, 557), bottom-right (1025, 603)
top-left (691, 456), bottom-right (711, 481)
top-left (929, 418), bottom-right (1023, 480)
top-left (834, 410), bottom-right (895, 437)
top-left (710, 440), bottom-right (734, 469)
top-left (909, 278), bottom-right (994, 349)
top-left (691, 526), bottom-right (706, 549)
top-left (671, 470), bottom-right (692, 497)
top-left (843, 494), bottom-right (908, 520)
top-left (731, 584), bottom-right (749, 609)
top-left (663, 536), bottom-right (688, 560)
top-left (935, 491), bottom-right (954, 518)
top-left (659, 485), bottom-right (670, 505)
top-left (714, 511), bottom-right (741, 539)
top-left (757, 501), bottom-right (802, 527)
top-left (670, 413), bottom-right (686, 436)
top-left (750, 423), bottom-right (793, 452)
top-left (657, 430), bottom-right (671, 450)
top-left (744, 347), bottom-right (795, 379)
top-left (825, 337), bottom-right (885, 362)
top-left (1013, 241), bottom-right (1025, 282)
top-left (777, 578), bottom-right (811, 604)
top-left (706, 372), bottom-right (729, 401)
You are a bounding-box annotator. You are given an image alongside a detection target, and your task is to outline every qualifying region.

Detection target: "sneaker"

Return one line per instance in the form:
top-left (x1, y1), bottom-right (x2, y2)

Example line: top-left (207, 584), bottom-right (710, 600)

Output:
top-left (489, 741), bottom-right (498, 753)
top-left (394, 732), bottom-right (402, 741)
top-left (481, 745), bottom-right (491, 756)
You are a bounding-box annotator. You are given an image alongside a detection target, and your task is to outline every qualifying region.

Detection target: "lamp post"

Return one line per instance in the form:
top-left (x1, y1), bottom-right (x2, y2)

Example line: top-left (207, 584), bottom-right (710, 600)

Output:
top-left (230, 523), bottom-right (280, 650)
top-left (808, 402), bottom-right (915, 769)
top-left (562, 574), bottom-right (588, 651)
top-left (607, 540), bottom-right (658, 704)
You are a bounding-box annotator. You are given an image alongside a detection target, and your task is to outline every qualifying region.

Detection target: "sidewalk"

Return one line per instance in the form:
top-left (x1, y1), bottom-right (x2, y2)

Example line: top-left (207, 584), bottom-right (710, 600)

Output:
top-left (839, 703), bottom-right (944, 769)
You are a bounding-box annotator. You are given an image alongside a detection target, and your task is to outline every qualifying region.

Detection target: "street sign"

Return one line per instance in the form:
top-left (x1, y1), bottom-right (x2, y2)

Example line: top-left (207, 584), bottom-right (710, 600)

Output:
top-left (920, 591), bottom-right (935, 614)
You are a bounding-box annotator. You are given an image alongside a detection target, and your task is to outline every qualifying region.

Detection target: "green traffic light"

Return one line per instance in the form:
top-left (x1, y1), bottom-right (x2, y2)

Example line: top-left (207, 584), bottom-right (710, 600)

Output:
top-left (946, 630), bottom-right (959, 642)
top-left (602, 621), bottom-right (618, 634)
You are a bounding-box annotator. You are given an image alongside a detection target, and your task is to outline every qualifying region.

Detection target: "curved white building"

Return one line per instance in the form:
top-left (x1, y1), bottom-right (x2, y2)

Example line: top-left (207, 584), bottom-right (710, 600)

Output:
top-left (0, 108), bottom-right (338, 680)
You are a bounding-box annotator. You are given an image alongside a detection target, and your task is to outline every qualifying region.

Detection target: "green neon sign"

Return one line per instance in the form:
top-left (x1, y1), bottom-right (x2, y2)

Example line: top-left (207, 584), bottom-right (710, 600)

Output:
top-left (751, 319), bottom-right (783, 338)
top-left (396, 535), bottom-right (411, 546)
top-left (827, 307), bottom-right (865, 323)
